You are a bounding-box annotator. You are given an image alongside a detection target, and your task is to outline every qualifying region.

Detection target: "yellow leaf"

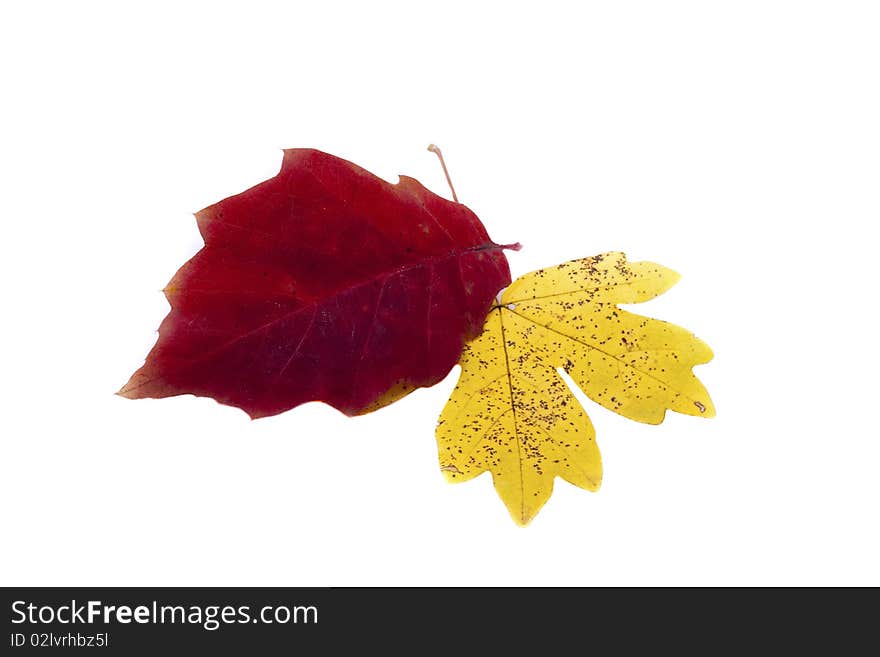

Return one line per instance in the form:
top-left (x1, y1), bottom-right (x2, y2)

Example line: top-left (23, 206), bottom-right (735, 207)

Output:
top-left (436, 252), bottom-right (714, 526)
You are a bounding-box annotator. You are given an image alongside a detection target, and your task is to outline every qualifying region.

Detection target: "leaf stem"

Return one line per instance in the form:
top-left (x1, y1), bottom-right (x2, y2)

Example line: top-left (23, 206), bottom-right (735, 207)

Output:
top-left (427, 144), bottom-right (459, 203)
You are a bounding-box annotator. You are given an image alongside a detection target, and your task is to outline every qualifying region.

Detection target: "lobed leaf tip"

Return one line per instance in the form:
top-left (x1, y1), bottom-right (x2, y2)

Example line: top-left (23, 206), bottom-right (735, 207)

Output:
top-left (511, 505), bottom-right (539, 527)
top-left (693, 394), bottom-right (716, 418)
top-left (115, 384), bottom-right (136, 400)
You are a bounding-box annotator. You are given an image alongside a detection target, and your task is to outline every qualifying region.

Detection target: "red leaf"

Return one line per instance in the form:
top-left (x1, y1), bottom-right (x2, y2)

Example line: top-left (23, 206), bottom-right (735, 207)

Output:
top-left (120, 149), bottom-right (517, 418)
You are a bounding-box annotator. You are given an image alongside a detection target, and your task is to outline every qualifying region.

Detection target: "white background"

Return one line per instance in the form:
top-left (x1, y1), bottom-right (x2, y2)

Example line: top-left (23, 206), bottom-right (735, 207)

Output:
top-left (2, 1), bottom-right (878, 586)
